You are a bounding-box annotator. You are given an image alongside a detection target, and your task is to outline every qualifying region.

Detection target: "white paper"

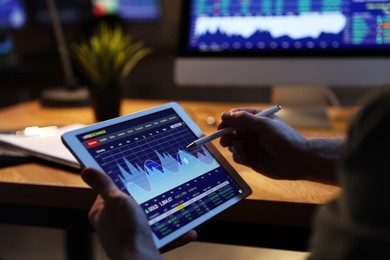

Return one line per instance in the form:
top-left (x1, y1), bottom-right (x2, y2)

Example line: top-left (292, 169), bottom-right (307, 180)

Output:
top-left (0, 123), bottom-right (85, 169)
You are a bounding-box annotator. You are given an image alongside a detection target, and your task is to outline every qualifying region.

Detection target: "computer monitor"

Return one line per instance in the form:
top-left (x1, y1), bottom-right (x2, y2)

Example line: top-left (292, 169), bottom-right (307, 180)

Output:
top-left (0, 0), bottom-right (27, 61)
top-left (0, 0), bottom-right (26, 29)
top-left (92, 0), bottom-right (161, 21)
top-left (28, 0), bottom-right (92, 25)
top-left (174, 0), bottom-right (390, 128)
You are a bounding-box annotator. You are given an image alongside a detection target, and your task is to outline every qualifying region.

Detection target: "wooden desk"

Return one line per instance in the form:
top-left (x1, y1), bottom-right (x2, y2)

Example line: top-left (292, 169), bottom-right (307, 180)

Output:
top-left (0, 99), bottom-right (358, 256)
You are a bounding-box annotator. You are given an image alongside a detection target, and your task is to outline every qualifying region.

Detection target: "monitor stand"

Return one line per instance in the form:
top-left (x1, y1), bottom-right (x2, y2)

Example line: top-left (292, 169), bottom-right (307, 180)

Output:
top-left (270, 86), bottom-right (338, 128)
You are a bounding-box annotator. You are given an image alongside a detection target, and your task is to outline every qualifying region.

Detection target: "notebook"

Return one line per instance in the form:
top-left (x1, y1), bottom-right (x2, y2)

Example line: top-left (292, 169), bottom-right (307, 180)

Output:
top-left (0, 124), bottom-right (83, 169)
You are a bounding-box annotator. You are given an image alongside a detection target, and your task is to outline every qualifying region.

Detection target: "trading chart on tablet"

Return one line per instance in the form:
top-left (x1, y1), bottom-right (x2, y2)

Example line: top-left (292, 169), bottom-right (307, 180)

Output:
top-left (77, 108), bottom-right (244, 238)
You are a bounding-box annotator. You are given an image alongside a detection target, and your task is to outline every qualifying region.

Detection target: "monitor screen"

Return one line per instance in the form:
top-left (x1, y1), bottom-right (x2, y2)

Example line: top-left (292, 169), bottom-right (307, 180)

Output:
top-left (92, 0), bottom-right (161, 21)
top-left (174, 0), bottom-right (390, 127)
top-left (184, 0), bottom-right (388, 54)
top-left (29, 0), bottom-right (92, 25)
top-left (0, 0), bottom-right (27, 29)
top-left (175, 0), bottom-right (390, 87)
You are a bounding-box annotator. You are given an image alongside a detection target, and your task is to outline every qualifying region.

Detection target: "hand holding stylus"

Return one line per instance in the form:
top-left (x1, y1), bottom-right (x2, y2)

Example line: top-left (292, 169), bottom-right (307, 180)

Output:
top-left (186, 105), bottom-right (282, 148)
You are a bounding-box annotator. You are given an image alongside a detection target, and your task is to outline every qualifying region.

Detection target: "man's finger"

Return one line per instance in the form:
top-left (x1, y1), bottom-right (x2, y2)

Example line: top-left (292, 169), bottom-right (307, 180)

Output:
top-left (81, 167), bottom-right (119, 201)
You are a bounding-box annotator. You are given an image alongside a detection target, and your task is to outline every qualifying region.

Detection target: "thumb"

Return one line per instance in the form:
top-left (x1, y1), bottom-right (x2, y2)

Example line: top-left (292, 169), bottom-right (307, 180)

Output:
top-left (81, 167), bottom-right (120, 201)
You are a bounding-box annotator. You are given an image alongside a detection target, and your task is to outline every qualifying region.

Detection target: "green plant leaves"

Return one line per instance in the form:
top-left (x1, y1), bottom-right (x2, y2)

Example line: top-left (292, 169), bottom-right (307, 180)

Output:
top-left (70, 23), bottom-right (152, 92)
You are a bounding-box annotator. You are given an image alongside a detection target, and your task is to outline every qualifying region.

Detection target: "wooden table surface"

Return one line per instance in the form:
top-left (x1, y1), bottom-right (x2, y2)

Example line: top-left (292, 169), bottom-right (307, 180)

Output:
top-left (0, 99), bottom-right (359, 229)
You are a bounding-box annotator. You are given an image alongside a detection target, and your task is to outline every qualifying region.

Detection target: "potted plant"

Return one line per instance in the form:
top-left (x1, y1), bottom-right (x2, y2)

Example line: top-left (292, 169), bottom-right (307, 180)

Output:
top-left (70, 22), bottom-right (152, 121)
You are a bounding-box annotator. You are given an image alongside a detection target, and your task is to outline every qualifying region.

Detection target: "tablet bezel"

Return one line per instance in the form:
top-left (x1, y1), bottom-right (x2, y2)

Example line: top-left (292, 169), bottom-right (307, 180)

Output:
top-left (61, 101), bottom-right (252, 249)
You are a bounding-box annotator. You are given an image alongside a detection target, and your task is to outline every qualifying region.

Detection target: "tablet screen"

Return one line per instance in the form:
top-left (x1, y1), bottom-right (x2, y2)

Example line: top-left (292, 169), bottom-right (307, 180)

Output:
top-left (62, 102), bottom-right (251, 248)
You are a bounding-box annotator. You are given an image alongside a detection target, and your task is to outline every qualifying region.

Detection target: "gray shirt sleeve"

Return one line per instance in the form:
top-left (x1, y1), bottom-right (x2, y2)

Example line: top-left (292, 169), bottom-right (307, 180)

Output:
top-left (307, 85), bottom-right (390, 259)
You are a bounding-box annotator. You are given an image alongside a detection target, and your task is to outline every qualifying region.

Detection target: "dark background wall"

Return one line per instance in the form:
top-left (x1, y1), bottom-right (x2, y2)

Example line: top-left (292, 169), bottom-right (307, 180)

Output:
top-left (0, 0), bottom-right (372, 108)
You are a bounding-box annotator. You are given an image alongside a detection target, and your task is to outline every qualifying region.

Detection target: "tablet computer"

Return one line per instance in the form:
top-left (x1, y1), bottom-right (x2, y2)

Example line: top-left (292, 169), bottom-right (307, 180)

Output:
top-left (61, 102), bottom-right (252, 249)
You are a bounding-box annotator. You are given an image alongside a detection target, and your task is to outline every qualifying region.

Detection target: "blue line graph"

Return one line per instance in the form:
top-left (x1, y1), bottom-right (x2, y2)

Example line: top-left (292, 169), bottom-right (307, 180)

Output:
top-left (118, 146), bottom-right (220, 203)
top-left (92, 114), bottom-right (222, 204)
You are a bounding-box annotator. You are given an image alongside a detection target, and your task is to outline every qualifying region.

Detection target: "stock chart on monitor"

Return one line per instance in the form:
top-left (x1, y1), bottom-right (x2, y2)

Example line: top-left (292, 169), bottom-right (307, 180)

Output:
top-left (187, 0), bottom-right (390, 53)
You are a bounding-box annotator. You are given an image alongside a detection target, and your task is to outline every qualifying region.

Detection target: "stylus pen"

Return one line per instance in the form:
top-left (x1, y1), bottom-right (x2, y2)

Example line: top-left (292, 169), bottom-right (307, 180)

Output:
top-left (186, 105), bottom-right (282, 148)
